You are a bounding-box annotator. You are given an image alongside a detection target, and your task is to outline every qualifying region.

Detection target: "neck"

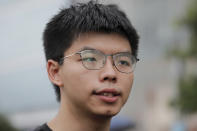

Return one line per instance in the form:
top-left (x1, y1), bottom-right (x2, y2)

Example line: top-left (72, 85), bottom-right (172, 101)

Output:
top-left (48, 99), bottom-right (111, 131)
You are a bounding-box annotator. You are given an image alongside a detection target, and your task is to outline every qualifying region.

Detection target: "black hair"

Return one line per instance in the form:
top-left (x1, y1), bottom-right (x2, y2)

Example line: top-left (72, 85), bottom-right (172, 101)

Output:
top-left (43, 0), bottom-right (139, 101)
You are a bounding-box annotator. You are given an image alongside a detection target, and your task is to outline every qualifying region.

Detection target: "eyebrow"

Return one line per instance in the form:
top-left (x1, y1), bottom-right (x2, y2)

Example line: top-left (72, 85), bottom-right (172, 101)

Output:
top-left (79, 46), bottom-right (132, 54)
top-left (79, 46), bottom-right (96, 52)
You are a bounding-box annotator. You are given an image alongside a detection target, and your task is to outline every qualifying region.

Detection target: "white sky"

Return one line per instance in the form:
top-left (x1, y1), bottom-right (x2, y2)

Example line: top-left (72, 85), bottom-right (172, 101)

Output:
top-left (0, 0), bottom-right (70, 113)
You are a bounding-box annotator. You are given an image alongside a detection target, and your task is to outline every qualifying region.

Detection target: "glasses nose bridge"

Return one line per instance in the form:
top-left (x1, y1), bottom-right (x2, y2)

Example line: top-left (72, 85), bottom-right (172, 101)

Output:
top-left (103, 54), bottom-right (115, 66)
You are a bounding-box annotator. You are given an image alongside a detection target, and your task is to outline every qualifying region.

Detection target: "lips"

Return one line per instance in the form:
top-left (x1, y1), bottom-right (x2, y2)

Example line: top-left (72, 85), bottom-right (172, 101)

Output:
top-left (93, 88), bottom-right (120, 103)
top-left (101, 92), bottom-right (116, 97)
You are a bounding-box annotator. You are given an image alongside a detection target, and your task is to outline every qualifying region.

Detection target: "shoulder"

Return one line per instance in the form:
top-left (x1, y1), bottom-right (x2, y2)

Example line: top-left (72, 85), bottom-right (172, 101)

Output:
top-left (33, 123), bottom-right (52, 131)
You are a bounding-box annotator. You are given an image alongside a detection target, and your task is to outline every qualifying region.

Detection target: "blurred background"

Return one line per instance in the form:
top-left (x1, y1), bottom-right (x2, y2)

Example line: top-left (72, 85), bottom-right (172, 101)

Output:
top-left (0, 0), bottom-right (197, 131)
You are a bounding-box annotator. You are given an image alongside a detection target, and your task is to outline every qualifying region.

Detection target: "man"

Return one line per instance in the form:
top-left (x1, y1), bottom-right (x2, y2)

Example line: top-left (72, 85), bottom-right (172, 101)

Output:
top-left (35, 1), bottom-right (139, 131)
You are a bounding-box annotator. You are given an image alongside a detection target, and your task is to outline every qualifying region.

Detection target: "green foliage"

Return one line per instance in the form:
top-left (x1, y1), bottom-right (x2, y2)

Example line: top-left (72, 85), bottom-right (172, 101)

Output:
top-left (166, 47), bottom-right (189, 60)
top-left (171, 0), bottom-right (197, 60)
top-left (189, 36), bottom-right (197, 58)
top-left (181, 0), bottom-right (197, 59)
top-left (181, 0), bottom-right (197, 34)
top-left (177, 75), bottom-right (197, 114)
top-left (169, 0), bottom-right (197, 114)
top-left (0, 114), bottom-right (18, 131)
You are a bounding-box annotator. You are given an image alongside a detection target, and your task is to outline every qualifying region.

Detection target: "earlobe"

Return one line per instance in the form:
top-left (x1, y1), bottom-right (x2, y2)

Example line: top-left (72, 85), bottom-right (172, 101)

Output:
top-left (47, 59), bottom-right (64, 87)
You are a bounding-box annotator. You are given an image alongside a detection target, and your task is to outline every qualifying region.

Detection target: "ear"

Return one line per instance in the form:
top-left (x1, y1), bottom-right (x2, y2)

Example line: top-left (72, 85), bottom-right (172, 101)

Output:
top-left (47, 59), bottom-right (64, 87)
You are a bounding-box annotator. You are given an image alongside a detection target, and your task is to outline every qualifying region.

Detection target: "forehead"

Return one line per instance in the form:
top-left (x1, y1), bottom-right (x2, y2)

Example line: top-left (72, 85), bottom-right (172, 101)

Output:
top-left (65, 32), bottom-right (131, 55)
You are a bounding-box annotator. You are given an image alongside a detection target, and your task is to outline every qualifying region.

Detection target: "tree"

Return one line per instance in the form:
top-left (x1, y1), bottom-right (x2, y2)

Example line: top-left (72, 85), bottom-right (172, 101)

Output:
top-left (169, 0), bottom-right (197, 114)
top-left (0, 114), bottom-right (18, 131)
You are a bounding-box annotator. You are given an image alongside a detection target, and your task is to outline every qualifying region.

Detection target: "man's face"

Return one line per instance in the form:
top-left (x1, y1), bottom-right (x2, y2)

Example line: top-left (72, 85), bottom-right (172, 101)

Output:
top-left (58, 33), bottom-right (134, 117)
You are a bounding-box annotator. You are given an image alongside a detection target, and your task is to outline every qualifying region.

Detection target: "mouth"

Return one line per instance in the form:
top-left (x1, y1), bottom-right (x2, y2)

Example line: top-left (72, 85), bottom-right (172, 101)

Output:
top-left (93, 92), bottom-right (120, 97)
top-left (93, 88), bottom-right (121, 103)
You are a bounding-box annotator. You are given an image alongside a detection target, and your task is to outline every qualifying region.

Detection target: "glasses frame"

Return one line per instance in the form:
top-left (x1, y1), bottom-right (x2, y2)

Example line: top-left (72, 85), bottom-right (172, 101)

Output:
top-left (60, 49), bottom-right (139, 74)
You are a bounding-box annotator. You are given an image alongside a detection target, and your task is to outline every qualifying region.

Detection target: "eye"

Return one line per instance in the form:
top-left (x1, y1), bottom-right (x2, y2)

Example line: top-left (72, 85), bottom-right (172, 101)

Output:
top-left (118, 60), bottom-right (131, 66)
top-left (82, 57), bottom-right (97, 62)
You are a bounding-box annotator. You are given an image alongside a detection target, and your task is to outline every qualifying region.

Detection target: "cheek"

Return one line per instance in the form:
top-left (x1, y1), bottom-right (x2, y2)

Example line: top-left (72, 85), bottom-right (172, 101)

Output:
top-left (120, 75), bottom-right (134, 103)
top-left (60, 69), bottom-right (90, 103)
top-left (61, 63), bottom-right (95, 94)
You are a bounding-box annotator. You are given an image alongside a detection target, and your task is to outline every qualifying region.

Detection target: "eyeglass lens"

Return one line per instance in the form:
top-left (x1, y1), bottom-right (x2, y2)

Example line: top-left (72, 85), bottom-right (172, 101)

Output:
top-left (80, 50), bottom-right (136, 73)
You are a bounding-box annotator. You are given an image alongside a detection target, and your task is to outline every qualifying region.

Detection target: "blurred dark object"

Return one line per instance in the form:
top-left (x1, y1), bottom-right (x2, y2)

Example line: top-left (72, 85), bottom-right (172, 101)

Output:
top-left (110, 115), bottom-right (136, 131)
top-left (0, 114), bottom-right (18, 131)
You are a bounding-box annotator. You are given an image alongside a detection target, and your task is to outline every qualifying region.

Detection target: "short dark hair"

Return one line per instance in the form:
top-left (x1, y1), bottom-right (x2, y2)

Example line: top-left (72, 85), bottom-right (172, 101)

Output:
top-left (43, 0), bottom-right (139, 102)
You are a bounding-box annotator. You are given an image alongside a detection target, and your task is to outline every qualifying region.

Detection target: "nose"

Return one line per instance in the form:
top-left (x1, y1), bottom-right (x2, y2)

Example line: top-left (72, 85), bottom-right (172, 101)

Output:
top-left (99, 57), bottom-right (117, 83)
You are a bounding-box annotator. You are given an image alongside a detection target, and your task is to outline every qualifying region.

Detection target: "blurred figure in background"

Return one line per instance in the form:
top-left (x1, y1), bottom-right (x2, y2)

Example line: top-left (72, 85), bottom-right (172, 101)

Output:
top-left (34, 1), bottom-right (139, 131)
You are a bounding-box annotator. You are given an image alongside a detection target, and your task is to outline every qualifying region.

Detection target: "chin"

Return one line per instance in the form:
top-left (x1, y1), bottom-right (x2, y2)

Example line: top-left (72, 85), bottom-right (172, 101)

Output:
top-left (93, 106), bottom-right (121, 117)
